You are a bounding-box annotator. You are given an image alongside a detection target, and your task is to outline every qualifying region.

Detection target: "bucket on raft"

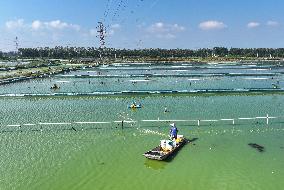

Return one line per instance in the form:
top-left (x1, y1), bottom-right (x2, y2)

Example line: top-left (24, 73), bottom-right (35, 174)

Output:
top-left (161, 140), bottom-right (175, 151)
top-left (176, 135), bottom-right (184, 143)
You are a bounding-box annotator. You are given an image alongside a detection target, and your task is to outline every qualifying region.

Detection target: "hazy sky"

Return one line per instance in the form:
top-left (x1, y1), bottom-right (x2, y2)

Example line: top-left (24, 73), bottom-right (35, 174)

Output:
top-left (0, 0), bottom-right (284, 51)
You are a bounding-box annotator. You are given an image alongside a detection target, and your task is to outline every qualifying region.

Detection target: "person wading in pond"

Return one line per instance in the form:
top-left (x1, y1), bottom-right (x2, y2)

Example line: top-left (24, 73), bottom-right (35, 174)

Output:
top-left (169, 123), bottom-right (178, 140)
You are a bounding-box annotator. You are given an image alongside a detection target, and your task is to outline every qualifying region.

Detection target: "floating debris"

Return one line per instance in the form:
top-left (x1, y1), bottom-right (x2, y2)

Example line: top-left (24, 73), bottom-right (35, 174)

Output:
top-left (248, 143), bottom-right (265, 152)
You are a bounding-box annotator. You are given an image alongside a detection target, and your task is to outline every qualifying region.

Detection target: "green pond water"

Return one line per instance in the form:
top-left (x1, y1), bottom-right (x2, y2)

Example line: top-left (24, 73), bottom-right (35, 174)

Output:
top-left (0, 62), bottom-right (284, 190)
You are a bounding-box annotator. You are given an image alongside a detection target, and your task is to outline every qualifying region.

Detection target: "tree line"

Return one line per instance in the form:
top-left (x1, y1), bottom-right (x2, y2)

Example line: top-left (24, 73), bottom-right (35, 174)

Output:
top-left (2, 47), bottom-right (284, 59)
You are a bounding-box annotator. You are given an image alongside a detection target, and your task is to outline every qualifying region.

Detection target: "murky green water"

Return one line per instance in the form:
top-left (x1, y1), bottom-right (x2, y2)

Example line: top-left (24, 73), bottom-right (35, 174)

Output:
top-left (0, 62), bottom-right (284, 190)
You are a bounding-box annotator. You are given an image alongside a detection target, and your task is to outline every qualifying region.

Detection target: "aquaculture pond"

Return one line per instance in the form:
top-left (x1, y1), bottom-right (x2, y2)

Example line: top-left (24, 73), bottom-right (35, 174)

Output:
top-left (0, 62), bottom-right (283, 190)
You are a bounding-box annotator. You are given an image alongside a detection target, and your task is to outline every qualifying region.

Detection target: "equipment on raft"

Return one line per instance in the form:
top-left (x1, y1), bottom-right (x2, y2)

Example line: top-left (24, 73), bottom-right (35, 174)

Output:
top-left (128, 104), bottom-right (142, 109)
top-left (143, 135), bottom-right (187, 160)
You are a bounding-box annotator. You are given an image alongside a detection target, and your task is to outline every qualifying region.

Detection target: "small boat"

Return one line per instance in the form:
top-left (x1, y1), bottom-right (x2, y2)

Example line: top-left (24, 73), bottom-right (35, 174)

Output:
top-left (272, 83), bottom-right (280, 89)
top-left (143, 136), bottom-right (187, 161)
top-left (128, 104), bottom-right (142, 109)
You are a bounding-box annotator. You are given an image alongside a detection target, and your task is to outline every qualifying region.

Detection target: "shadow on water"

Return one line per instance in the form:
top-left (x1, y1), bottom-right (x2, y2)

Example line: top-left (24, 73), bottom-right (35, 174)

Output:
top-left (187, 137), bottom-right (199, 144)
top-left (165, 138), bottom-right (198, 162)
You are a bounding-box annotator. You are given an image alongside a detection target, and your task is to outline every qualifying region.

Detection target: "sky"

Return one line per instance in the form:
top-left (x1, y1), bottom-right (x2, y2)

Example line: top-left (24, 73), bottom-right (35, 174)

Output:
top-left (0, 0), bottom-right (284, 51)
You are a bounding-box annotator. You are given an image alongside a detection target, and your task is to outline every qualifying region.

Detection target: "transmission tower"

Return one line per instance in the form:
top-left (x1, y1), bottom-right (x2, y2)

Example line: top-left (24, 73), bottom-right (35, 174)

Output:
top-left (96, 22), bottom-right (106, 48)
top-left (14, 36), bottom-right (19, 53)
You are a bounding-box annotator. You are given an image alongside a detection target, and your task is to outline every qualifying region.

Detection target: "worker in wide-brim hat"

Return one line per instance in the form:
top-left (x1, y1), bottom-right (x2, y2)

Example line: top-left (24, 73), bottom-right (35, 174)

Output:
top-left (169, 123), bottom-right (178, 140)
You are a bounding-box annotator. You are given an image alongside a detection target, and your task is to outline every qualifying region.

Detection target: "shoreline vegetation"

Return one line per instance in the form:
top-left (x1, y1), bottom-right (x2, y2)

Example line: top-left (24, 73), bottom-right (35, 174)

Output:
top-left (0, 47), bottom-right (284, 85)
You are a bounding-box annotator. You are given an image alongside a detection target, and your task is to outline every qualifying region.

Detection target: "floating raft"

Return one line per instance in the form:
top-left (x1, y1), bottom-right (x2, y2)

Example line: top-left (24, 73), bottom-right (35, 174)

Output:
top-left (143, 138), bottom-right (187, 161)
